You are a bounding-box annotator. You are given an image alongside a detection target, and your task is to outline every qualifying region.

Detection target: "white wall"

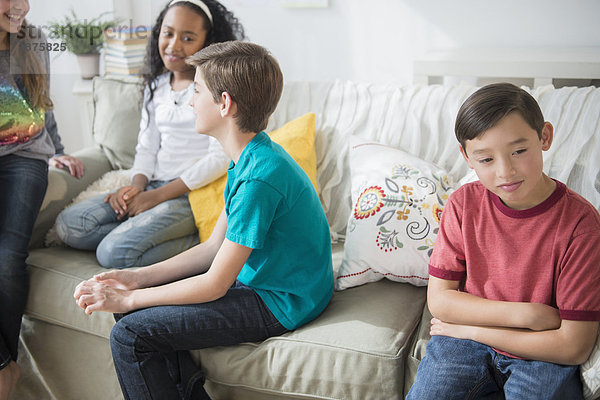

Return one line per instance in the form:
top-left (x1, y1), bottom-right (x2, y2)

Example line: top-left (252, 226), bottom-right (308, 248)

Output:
top-left (217, 0), bottom-right (600, 84)
top-left (26, 0), bottom-right (600, 153)
top-left (27, 0), bottom-right (113, 153)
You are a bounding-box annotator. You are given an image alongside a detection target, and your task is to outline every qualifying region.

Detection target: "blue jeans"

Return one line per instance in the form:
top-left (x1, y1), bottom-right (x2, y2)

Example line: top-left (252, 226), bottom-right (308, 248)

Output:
top-left (110, 281), bottom-right (288, 400)
top-left (55, 180), bottom-right (199, 269)
top-left (407, 336), bottom-right (583, 400)
top-left (0, 155), bottom-right (48, 369)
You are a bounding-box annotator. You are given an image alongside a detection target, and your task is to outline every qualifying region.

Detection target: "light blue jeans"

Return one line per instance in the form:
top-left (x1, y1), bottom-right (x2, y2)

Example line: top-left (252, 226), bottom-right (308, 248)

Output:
top-left (55, 180), bottom-right (199, 269)
top-left (406, 335), bottom-right (583, 400)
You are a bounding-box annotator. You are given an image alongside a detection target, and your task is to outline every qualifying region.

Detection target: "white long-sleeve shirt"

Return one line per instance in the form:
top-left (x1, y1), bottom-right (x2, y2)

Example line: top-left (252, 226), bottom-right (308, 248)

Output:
top-left (131, 73), bottom-right (229, 190)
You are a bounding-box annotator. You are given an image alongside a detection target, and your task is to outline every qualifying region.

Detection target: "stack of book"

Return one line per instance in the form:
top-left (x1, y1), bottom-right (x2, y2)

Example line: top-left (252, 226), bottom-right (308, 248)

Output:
top-left (103, 26), bottom-right (151, 76)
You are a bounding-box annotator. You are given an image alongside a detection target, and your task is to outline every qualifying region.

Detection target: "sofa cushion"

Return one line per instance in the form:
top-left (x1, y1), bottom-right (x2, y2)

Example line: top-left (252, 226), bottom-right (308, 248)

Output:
top-left (194, 279), bottom-right (427, 400)
top-left (30, 146), bottom-right (113, 249)
top-left (92, 75), bottom-right (142, 170)
top-left (188, 112), bottom-right (319, 242)
top-left (336, 137), bottom-right (456, 290)
top-left (25, 247), bottom-right (115, 339)
top-left (26, 244), bottom-right (425, 400)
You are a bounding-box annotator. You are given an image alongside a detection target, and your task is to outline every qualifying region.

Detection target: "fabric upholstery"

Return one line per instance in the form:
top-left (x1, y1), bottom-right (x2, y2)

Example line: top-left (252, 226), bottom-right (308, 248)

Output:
top-left (91, 75), bottom-right (142, 170)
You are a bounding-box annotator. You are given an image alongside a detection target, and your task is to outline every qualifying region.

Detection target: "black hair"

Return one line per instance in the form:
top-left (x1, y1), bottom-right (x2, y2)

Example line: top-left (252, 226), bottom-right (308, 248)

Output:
top-left (141, 0), bottom-right (245, 110)
top-left (455, 83), bottom-right (545, 152)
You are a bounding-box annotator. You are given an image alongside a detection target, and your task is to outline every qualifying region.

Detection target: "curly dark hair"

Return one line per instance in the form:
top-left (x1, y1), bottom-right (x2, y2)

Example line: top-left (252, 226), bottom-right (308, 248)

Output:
top-left (141, 0), bottom-right (245, 109)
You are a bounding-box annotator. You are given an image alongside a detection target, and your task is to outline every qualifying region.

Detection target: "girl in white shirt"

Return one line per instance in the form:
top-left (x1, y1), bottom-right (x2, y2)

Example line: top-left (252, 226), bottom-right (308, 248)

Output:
top-left (56, 0), bottom-right (245, 268)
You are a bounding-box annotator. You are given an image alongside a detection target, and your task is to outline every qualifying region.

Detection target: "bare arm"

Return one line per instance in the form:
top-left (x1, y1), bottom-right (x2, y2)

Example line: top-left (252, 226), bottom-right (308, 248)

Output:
top-left (427, 276), bottom-right (561, 331)
top-left (431, 318), bottom-right (599, 365)
top-left (130, 208), bottom-right (228, 287)
top-left (128, 238), bottom-right (251, 308)
top-left (74, 209), bottom-right (250, 313)
top-left (427, 276), bottom-right (598, 365)
top-left (129, 173), bottom-right (149, 192)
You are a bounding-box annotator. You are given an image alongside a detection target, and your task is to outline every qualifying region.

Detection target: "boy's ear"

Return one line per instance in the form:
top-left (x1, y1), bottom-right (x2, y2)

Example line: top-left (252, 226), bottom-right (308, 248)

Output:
top-left (219, 91), bottom-right (235, 117)
top-left (540, 122), bottom-right (554, 151)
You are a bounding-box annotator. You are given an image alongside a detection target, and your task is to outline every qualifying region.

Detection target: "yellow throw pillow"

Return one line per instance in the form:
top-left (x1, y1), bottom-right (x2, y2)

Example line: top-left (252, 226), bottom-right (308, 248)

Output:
top-left (188, 112), bottom-right (319, 242)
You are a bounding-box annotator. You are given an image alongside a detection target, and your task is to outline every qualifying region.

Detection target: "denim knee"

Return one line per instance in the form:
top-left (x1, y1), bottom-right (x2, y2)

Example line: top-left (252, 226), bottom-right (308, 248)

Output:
top-left (110, 320), bottom-right (133, 353)
top-left (55, 209), bottom-right (96, 250)
top-left (110, 315), bottom-right (169, 355)
top-left (96, 236), bottom-right (137, 269)
top-left (54, 211), bottom-right (70, 243)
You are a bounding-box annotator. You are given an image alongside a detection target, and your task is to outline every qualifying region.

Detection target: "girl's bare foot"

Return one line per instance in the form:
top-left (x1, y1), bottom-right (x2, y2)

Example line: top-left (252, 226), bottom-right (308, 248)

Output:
top-left (0, 361), bottom-right (20, 400)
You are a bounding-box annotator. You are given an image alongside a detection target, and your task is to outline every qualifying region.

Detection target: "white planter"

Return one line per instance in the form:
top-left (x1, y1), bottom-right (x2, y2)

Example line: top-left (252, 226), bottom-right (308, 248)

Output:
top-left (76, 54), bottom-right (100, 80)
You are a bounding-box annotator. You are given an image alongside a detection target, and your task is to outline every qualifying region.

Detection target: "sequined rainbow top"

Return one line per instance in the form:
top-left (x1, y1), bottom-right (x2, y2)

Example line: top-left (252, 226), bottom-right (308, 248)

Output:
top-left (0, 74), bottom-right (45, 146)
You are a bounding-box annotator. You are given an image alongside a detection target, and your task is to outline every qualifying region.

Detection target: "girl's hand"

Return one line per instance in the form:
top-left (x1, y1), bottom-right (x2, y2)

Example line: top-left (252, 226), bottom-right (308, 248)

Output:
top-left (104, 185), bottom-right (142, 219)
top-left (74, 277), bottom-right (135, 315)
top-left (124, 190), bottom-right (162, 217)
top-left (49, 154), bottom-right (85, 179)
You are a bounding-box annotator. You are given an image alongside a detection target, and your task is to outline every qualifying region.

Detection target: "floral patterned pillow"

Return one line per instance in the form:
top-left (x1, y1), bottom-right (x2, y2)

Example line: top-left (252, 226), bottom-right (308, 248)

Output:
top-left (336, 138), bottom-right (457, 290)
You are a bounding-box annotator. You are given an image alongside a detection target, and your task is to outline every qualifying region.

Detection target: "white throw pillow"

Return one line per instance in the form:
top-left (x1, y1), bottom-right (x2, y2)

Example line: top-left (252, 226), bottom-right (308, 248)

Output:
top-left (582, 333), bottom-right (600, 400)
top-left (336, 137), bottom-right (457, 290)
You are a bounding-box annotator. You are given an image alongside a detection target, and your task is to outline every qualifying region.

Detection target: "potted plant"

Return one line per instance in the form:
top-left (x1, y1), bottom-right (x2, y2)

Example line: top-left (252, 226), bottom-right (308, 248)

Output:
top-left (48, 10), bottom-right (117, 79)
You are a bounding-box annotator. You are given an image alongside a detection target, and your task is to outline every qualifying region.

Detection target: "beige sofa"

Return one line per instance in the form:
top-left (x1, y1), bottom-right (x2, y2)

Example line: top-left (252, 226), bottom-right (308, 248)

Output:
top-left (13, 76), bottom-right (600, 400)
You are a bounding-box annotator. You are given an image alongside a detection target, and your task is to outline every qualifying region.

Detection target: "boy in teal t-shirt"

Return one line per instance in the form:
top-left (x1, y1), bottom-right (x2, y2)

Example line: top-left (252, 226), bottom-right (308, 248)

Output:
top-left (226, 130), bottom-right (333, 329)
top-left (74, 41), bottom-right (333, 399)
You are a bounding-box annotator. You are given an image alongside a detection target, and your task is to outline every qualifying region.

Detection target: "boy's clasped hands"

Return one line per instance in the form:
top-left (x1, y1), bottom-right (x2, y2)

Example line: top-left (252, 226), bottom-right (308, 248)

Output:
top-left (74, 269), bottom-right (139, 315)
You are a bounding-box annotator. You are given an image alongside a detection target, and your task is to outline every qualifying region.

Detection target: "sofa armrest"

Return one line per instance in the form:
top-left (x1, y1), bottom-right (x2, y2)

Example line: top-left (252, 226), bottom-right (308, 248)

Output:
top-left (29, 146), bottom-right (113, 249)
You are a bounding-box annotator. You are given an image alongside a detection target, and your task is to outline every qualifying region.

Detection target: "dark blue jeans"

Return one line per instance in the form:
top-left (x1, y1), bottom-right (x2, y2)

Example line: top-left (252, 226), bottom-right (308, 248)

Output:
top-left (110, 281), bottom-right (288, 400)
top-left (407, 335), bottom-right (583, 400)
top-left (0, 155), bottom-right (48, 370)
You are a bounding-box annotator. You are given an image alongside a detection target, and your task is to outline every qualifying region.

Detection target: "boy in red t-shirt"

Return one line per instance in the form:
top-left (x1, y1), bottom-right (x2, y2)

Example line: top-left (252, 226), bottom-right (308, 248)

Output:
top-left (407, 83), bottom-right (600, 399)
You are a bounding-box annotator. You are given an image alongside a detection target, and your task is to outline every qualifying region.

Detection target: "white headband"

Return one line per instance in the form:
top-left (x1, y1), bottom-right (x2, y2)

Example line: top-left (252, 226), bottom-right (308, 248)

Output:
top-left (169, 0), bottom-right (213, 26)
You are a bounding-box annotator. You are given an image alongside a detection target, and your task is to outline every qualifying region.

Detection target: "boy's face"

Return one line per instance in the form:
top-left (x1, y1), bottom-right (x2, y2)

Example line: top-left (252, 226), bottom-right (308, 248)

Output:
top-left (461, 112), bottom-right (554, 210)
top-left (190, 69), bottom-right (221, 135)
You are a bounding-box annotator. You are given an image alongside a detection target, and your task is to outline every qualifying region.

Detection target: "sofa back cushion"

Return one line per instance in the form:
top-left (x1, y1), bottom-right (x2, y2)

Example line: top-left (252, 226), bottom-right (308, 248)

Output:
top-left (92, 76), bottom-right (142, 169)
top-left (267, 82), bottom-right (600, 241)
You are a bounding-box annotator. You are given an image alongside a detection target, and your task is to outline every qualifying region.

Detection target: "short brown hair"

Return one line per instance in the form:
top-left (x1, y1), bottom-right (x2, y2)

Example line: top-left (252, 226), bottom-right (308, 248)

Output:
top-left (186, 41), bottom-right (283, 133)
top-left (455, 83), bottom-right (544, 151)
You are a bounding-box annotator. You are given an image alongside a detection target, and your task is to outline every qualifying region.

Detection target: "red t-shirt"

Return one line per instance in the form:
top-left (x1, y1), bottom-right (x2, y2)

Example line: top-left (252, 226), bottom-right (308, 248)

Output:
top-left (429, 180), bottom-right (600, 322)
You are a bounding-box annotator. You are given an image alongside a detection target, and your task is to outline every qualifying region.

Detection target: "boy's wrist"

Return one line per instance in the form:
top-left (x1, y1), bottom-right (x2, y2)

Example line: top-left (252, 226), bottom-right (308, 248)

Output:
top-left (126, 287), bottom-right (144, 312)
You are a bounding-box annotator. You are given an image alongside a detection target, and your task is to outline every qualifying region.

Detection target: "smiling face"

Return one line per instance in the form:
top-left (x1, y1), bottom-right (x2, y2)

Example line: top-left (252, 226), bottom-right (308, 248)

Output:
top-left (158, 5), bottom-right (209, 74)
top-left (0, 0), bottom-right (29, 37)
top-left (461, 112), bottom-right (555, 210)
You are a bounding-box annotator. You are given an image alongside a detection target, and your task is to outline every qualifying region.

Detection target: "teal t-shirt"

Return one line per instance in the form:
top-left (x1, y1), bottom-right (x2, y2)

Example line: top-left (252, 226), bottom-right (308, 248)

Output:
top-left (225, 132), bottom-right (333, 330)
